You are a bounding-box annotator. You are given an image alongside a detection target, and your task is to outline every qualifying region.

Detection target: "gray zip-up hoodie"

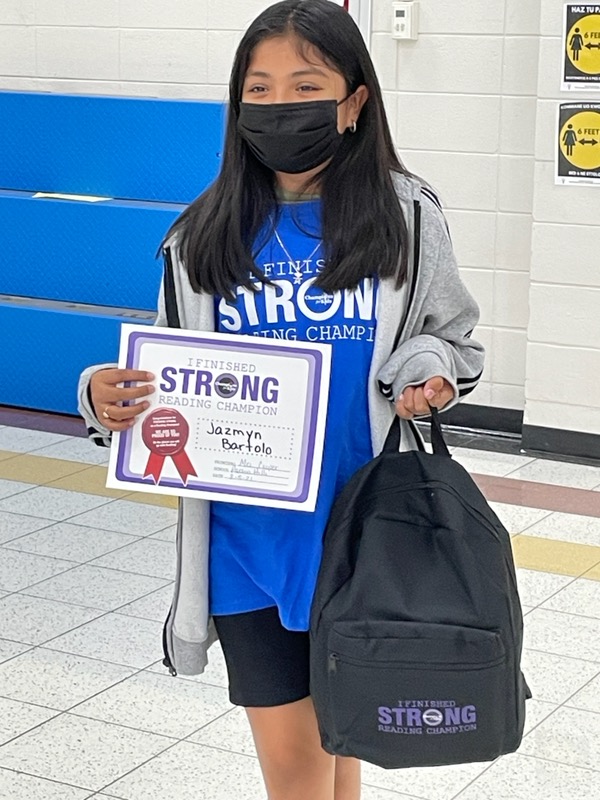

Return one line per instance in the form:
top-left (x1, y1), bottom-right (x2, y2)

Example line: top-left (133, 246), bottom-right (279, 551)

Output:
top-left (78, 175), bottom-right (484, 676)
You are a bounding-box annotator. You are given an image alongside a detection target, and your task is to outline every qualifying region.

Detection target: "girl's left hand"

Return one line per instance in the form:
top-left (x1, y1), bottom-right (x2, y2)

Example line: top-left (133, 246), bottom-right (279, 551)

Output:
top-left (395, 376), bottom-right (454, 419)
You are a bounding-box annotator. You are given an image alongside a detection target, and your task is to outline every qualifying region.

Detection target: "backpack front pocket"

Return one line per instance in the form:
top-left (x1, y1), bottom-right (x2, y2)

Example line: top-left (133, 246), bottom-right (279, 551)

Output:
top-left (324, 620), bottom-right (511, 769)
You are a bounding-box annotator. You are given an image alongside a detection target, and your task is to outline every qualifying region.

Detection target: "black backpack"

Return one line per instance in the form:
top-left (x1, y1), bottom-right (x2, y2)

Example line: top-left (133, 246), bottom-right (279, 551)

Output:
top-left (309, 411), bottom-right (531, 770)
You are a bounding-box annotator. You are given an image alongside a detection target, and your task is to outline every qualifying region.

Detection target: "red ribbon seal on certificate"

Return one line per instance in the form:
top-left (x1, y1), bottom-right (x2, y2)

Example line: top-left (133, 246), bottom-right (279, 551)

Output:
top-left (142, 409), bottom-right (197, 486)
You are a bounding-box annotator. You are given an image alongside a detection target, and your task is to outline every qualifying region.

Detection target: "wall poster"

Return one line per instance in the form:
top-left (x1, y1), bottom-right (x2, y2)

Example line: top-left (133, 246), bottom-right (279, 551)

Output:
top-left (563, 4), bottom-right (600, 90)
top-left (556, 102), bottom-right (600, 184)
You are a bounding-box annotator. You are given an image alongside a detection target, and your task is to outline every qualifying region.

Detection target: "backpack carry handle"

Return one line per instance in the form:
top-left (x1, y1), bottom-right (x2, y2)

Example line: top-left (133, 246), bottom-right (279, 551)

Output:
top-left (429, 406), bottom-right (451, 458)
top-left (383, 407), bottom-right (451, 459)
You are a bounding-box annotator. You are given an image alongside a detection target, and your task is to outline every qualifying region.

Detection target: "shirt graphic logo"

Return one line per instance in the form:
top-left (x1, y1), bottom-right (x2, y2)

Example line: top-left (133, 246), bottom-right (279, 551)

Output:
top-left (303, 289), bottom-right (335, 311)
top-left (378, 700), bottom-right (478, 736)
top-left (214, 374), bottom-right (239, 399)
top-left (218, 275), bottom-right (376, 343)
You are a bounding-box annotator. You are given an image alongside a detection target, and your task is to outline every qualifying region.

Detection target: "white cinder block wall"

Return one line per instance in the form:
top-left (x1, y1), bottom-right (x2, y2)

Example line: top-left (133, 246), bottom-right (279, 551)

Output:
top-left (527, 0), bottom-right (600, 440)
top-left (0, 0), bottom-right (598, 443)
top-left (373, 0), bottom-right (539, 418)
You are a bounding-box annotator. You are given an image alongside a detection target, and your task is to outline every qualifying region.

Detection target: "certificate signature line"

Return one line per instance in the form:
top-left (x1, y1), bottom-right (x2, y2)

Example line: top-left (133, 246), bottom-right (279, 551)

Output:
top-left (233, 467), bottom-right (292, 474)
top-left (200, 447), bottom-right (293, 460)
top-left (214, 469), bottom-right (290, 477)
top-left (214, 473), bottom-right (291, 480)
top-left (215, 466), bottom-right (290, 475)
top-left (212, 473), bottom-right (290, 484)
top-left (228, 479), bottom-right (291, 485)
top-left (213, 461), bottom-right (291, 473)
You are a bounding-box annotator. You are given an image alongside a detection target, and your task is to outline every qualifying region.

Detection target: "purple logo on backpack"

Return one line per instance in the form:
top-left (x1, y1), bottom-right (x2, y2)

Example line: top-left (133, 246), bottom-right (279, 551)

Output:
top-left (378, 700), bottom-right (477, 736)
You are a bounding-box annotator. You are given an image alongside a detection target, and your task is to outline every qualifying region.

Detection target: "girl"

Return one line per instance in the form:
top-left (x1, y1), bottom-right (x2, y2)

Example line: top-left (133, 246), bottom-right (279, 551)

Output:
top-left (79, 2), bottom-right (484, 798)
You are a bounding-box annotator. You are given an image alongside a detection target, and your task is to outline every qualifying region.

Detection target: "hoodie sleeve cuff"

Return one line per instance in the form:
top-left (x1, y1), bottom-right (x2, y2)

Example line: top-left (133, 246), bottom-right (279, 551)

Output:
top-left (77, 363), bottom-right (117, 448)
top-left (377, 350), bottom-right (459, 414)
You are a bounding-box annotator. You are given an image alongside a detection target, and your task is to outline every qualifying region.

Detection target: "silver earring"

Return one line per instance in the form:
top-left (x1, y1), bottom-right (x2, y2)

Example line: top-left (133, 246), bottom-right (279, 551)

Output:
top-left (350, 120), bottom-right (357, 133)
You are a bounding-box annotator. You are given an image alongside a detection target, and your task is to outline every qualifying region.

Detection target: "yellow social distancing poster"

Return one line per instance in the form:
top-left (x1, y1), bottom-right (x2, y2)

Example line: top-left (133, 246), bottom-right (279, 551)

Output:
top-left (557, 102), bottom-right (600, 184)
top-left (563, 4), bottom-right (600, 90)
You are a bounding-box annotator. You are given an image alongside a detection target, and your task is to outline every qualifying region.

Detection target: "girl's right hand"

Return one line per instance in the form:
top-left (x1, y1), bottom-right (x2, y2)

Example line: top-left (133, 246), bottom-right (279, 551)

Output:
top-left (89, 369), bottom-right (156, 432)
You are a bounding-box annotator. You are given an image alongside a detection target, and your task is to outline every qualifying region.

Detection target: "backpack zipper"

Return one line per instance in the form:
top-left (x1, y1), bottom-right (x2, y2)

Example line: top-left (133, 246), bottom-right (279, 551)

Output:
top-left (163, 499), bottom-right (184, 678)
top-left (393, 479), bottom-right (521, 600)
top-left (320, 479), bottom-right (522, 640)
top-left (367, 478), bottom-right (522, 602)
top-left (162, 614), bottom-right (177, 677)
top-left (362, 479), bottom-right (505, 545)
top-left (328, 650), bottom-right (505, 672)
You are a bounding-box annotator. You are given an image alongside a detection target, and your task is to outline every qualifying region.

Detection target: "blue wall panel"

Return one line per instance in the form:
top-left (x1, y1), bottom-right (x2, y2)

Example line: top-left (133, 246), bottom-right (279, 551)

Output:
top-left (0, 191), bottom-right (183, 310)
top-left (0, 302), bottom-right (154, 415)
top-left (0, 91), bottom-right (226, 203)
top-left (1, 91), bottom-right (225, 415)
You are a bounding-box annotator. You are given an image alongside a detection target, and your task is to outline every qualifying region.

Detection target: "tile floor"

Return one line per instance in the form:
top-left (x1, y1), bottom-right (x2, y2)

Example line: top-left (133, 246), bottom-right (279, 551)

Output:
top-left (0, 422), bottom-right (598, 799)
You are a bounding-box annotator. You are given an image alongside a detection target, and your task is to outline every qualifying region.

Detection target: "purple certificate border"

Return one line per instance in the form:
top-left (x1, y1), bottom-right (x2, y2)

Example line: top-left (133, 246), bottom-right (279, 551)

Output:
top-left (115, 330), bottom-right (324, 504)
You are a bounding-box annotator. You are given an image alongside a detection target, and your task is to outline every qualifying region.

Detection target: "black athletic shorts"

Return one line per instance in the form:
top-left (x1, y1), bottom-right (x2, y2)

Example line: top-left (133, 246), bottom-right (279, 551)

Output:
top-left (212, 606), bottom-right (311, 707)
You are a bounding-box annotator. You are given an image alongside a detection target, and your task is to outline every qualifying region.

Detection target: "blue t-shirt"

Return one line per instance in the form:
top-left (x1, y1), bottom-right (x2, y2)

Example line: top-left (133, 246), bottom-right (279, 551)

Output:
top-left (209, 200), bottom-right (377, 630)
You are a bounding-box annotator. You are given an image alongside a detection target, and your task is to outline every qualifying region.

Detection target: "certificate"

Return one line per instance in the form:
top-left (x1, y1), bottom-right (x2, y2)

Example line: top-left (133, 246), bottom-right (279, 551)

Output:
top-left (106, 324), bottom-right (332, 512)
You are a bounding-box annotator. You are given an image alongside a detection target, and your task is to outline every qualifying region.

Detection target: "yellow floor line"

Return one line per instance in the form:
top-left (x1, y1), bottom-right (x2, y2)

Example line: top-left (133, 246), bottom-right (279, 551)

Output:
top-left (1, 449), bottom-right (599, 580)
top-left (46, 465), bottom-right (133, 500)
top-left (583, 562), bottom-right (600, 581)
top-left (511, 535), bottom-right (600, 580)
top-left (123, 492), bottom-right (178, 510)
top-left (0, 452), bottom-right (90, 484)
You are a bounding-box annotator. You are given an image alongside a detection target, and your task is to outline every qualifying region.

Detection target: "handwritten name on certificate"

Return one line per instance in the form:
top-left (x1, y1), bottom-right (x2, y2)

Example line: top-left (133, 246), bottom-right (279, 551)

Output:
top-left (106, 324), bottom-right (332, 511)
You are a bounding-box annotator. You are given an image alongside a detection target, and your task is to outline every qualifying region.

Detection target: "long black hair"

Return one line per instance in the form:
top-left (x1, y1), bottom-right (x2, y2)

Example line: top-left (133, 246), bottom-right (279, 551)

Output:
top-left (162, 0), bottom-right (412, 298)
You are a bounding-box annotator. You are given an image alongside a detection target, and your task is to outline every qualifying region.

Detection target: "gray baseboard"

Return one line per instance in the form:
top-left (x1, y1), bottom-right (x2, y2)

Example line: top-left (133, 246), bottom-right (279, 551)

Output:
top-left (522, 424), bottom-right (600, 462)
top-left (442, 403), bottom-right (523, 436)
top-left (442, 404), bottom-right (600, 462)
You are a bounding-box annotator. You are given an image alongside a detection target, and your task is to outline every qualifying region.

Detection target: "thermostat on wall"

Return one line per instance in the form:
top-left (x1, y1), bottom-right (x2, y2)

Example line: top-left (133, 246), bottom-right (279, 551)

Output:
top-left (392, 1), bottom-right (419, 40)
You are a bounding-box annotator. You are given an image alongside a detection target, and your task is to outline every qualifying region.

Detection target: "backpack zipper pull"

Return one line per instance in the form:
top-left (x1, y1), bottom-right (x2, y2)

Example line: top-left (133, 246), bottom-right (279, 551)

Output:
top-left (328, 653), bottom-right (339, 674)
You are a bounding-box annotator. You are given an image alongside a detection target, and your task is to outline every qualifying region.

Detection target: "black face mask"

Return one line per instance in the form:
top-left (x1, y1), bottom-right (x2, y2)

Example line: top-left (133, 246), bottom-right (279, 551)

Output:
top-left (237, 99), bottom-right (346, 174)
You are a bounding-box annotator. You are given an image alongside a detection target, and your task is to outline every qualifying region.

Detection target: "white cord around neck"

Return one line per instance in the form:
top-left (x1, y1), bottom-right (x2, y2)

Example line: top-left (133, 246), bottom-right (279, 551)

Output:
top-left (271, 221), bottom-right (322, 285)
